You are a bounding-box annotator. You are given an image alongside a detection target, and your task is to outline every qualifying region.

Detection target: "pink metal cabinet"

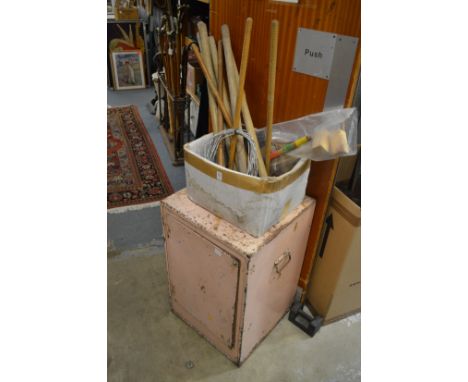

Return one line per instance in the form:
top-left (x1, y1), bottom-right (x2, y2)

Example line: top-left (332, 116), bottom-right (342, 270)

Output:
top-left (161, 189), bottom-right (315, 365)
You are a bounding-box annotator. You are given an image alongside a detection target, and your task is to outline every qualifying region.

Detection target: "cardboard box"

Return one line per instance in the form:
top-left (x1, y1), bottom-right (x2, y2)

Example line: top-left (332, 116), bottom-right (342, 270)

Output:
top-left (184, 134), bottom-right (310, 237)
top-left (161, 189), bottom-right (315, 365)
top-left (306, 186), bottom-right (361, 323)
top-left (335, 154), bottom-right (358, 184)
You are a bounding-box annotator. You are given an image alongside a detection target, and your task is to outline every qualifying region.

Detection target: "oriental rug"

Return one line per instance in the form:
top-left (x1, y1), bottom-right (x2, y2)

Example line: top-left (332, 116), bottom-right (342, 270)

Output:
top-left (107, 105), bottom-right (173, 209)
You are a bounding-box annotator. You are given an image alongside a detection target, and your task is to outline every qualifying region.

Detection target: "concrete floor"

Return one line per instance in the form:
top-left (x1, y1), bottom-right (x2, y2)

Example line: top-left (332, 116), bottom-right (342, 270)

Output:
top-left (108, 246), bottom-right (361, 382)
top-left (107, 88), bottom-right (360, 381)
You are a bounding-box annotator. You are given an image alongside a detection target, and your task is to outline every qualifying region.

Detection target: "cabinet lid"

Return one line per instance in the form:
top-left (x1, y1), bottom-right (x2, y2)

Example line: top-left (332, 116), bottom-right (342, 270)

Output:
top-left (162, 189), bottom-right (315, 257)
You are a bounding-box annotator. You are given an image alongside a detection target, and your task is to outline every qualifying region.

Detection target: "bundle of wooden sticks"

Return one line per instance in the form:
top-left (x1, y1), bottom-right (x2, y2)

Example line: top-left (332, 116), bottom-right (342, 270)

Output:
top-left (191, 18), bottom-right (279, 177)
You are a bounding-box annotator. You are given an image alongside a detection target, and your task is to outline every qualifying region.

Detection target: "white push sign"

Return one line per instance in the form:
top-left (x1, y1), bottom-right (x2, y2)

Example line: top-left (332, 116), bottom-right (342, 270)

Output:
top-left (292, 28), bottom-right (337, 80)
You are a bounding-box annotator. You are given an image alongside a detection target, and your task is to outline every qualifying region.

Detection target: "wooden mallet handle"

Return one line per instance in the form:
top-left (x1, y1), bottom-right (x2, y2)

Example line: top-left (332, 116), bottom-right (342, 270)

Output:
top-left (265, 19), bottom-right (279, 175)
top-left (216, 39), bottom-right (225, 166)
top-left (191, 43), bottom-right (233, 128)
top-left (228, 17), bottom-right (253, 169)
top-left (222, 24), bottom-right (267, 177)
top-left (197, 21), bottom-right (220, 133)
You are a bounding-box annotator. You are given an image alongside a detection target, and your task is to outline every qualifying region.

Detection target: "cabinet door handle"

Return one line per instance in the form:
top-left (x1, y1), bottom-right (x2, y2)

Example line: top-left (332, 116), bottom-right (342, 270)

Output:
top-left (274, 251), bottom-right (291, 275)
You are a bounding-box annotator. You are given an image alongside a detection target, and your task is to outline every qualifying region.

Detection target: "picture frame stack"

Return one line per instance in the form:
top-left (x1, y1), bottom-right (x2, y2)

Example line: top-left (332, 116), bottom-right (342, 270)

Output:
top-left (110, 50), bottom-right (146, 90)
top-left (107, 19), bottom-right (149, 90)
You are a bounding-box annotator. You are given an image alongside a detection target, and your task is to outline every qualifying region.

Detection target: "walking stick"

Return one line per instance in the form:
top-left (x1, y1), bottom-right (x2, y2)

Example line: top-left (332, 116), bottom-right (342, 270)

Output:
top-left (228, 17), bottom-right (253, 170)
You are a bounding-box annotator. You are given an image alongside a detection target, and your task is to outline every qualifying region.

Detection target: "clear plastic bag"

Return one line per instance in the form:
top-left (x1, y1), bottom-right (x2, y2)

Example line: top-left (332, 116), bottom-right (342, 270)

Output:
top-left (257, 107), bottom-right (358, 162)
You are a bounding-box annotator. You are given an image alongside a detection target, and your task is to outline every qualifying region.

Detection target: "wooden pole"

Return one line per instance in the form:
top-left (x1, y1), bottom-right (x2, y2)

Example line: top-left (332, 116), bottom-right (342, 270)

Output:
top-left (209, 36), bottom-right (247, 173)
top-left (191, 44), bottom-right (233, 128)
top-left (265, 20), bottom-right (279, 175)
top-left (208, 36), bottom-right (232, 122)
top-left (216, 40), bottom-right (225, 166)
top-left (208, 36), bottom-right (219, 80)
top-left (220, 27), bottom-right (247, 173)
top-left (197, 22), bottom-right (219, 133)
top-left (221, 24), bottom-right (267, 177)
top-left (221, 25), bottom-right (237, 117)
top-left (228, 17), bottom-right (252, 170)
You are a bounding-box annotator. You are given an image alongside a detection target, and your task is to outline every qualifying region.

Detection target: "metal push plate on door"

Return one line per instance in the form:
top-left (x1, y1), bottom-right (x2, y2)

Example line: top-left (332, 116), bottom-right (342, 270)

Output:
top-left (292, 28), bottom-right (359, 81)
top-left (292, 28), bottom-right (337, 79)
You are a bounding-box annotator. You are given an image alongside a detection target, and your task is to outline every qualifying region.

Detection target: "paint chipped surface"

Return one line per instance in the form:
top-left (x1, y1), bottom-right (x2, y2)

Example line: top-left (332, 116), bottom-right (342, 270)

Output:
top-left (161, 189), bottom-right (315, 257)
top-left (163, 210), bottom-right (240, 349)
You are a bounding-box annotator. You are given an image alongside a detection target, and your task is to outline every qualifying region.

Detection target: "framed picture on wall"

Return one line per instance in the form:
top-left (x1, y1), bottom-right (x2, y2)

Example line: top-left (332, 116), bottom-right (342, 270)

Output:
top-left (110, 50), bottom-right (146, 90)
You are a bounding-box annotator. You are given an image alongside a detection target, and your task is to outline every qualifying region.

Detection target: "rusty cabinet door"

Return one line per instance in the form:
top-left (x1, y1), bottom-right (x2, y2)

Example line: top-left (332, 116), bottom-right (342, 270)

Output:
top-left (164, 212), bottom-right (240, 349)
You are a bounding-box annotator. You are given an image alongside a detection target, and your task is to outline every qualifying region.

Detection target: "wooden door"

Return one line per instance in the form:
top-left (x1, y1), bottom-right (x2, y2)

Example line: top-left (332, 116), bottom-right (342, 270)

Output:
top-left (210, 0), bottom-right (361, 291)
